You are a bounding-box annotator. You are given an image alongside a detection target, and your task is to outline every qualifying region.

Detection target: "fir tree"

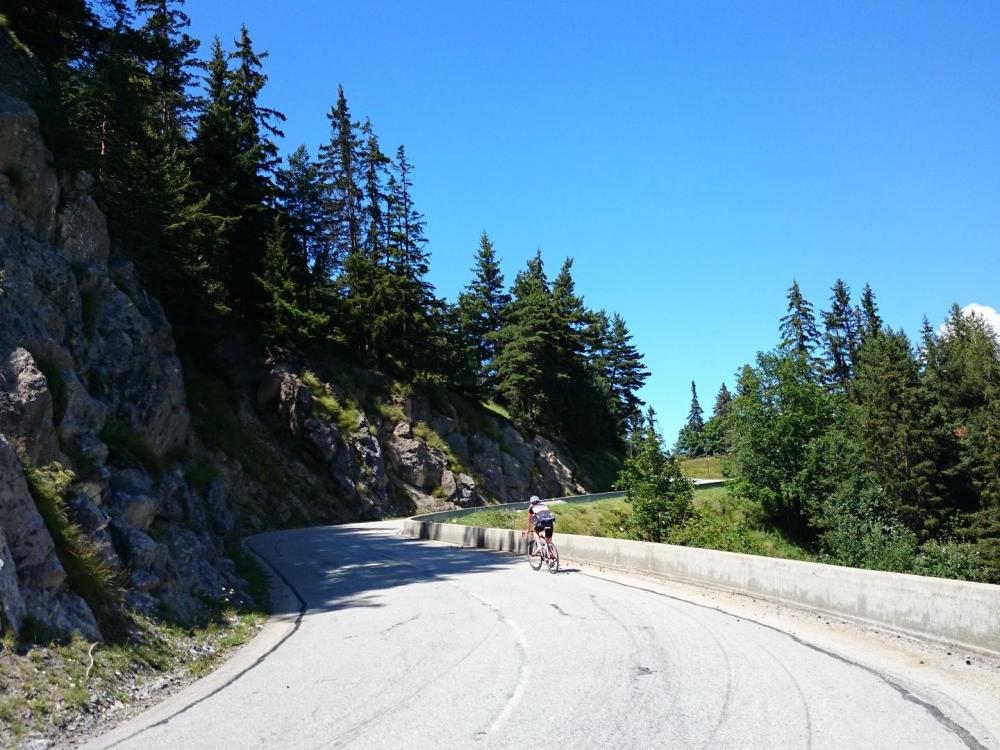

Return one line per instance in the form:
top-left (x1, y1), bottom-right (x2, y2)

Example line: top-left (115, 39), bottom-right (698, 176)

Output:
top-left (859, 283), bottom-right (882, 340)
top-left (457, 232), bottom-right (510, 395)
top-left (275, 145), bottom-right (325, 299)
top-left (780, 279), bottom-right (821, 360)
top-left (320, 85), bottom-right (363, 263)
top-left (822, 279), bottom-right (858, 389)
top-left (712, 383), bottom-right (732, 420)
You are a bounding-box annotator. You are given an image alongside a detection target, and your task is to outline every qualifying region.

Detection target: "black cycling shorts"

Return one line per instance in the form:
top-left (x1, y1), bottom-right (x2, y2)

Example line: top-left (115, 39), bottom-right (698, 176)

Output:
top-left (533, 519), bottom-right (554, 539)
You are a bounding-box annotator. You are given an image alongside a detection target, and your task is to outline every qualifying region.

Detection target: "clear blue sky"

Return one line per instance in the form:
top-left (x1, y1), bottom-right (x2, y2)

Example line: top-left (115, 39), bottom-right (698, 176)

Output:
top-left (183, 0), bottom-right (1000, 438)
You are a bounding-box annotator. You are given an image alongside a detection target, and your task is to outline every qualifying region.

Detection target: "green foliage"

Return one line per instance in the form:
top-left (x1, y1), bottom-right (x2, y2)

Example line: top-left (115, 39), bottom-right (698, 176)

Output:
top-left (301, 370), bottom-right (360, 435)
top-left (616, 425), bottom-right (692, 542)
top-left (728, 351), bottom-right (836, 536)
top-left (24, 464), bottom-right (123, 625)
top-left (412, 422), bottom-right (468, 475)
top-left (100, 418), bottom-right (161, 475)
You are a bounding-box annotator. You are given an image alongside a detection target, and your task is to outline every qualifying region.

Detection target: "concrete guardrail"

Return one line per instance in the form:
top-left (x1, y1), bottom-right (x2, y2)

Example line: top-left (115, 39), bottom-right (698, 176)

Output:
top-left (402, 489), bottom-right (1000, 656)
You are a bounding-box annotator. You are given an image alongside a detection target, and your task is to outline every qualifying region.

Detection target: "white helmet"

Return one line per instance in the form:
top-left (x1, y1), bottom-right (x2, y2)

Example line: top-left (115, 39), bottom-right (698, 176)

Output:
top-left (529, 495), bottom-right (541, 505)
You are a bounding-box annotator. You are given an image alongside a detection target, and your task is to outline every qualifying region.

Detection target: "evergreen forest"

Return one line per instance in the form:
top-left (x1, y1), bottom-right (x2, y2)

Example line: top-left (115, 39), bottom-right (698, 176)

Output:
top-left (2, 1), bottom-right (650, 459)
top-left (674, 280), bottom-right (1000, 583)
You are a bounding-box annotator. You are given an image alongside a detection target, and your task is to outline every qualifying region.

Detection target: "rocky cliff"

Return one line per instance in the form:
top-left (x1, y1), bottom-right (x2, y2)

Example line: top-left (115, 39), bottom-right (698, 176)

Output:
top-left (0, 80), bottom-right (590, 642)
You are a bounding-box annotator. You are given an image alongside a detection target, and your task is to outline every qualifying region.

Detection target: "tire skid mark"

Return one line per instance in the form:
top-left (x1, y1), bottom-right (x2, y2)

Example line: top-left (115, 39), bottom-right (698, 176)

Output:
top-left (465, 590), bottom-right (531, 737)
top-left (322, 532), bottom-right (528, 746)
top-left (747, 634), bottom-right (815, 750)
top-left (578, 571), bottom-right (991, 750)
top-left (587, 593), bottom-right (692, 747)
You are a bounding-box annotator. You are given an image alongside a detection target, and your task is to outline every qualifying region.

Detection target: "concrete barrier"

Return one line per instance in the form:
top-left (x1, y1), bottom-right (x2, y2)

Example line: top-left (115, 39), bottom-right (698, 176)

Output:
top-left (402, 502), bottom-right (1000, 656)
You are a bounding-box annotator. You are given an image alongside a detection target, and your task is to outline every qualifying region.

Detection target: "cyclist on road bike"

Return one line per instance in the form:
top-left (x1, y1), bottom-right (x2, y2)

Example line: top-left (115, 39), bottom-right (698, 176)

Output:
top-left (521, 496), bottom-right (555, 552)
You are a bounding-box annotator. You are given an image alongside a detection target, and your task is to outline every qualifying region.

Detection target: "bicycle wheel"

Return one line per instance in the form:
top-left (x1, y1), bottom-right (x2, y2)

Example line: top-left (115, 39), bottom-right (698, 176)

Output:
top-left (527, 539), bottom-right (543, 571)
top-left (546, 543), bottom-right (559, 573)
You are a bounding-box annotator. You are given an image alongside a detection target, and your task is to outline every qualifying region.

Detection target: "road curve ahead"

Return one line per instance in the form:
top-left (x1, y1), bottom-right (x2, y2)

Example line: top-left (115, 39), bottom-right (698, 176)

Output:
top-left (83, 521), bottom-right (999, 750)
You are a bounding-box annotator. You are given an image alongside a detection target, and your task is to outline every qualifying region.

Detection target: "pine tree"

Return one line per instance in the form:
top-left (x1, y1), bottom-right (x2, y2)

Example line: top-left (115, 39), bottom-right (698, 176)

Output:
top-left (320, 85), bottom-right (363, 263)
top-left (859, 283), bottom-right (882, 340)
top-left (275, 145), bottom-right (325, 299)
top-left (255, 218), bottom-right (328, 345)
top-left (713, 383), bottom-right (732, 420)
top-left (457, 232), bottom-right (510, 395)
top-left (852, 329), bottom-right (958, 538)
top-left (602, 313), bottom-right (649, 436)
top-left (822, 279), bottom-right (858, 389)
top-left (360, 120), bottom-right (390, 262)
top-left (493, 251), bottom-right (557, 432)
top-left (676, 380), bottom-right (707, 456)
top-left (780, 280), bottom-right (821, 360)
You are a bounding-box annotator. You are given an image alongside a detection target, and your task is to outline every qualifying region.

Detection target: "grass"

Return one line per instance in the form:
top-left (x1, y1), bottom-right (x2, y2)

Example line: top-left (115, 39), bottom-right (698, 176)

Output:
top-left (412, 421), bottom-right (468, 475)
top-left (23, 464), bottom-right (124, 628)
top-left (449, 485), bottom-right (814, 561)
top-left (0, 547), bottom-right (272, 747)
top-left (301, 369), bottom-right (361, 435)
top-left (678, 455), bottom-right (729, 479)
top-left (182, 361), bottom-right (347, 526)
top-left (100, 418), bottom-right (161, 475)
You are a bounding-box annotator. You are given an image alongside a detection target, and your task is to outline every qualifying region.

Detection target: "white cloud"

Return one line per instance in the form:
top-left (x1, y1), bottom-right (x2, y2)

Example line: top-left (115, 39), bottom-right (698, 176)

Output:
top-left (937, 303), bottom-right (1000, 340)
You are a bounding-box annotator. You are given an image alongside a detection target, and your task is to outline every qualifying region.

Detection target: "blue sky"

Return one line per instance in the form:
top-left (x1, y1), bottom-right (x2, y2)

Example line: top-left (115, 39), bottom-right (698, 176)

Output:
top-left (183, 0), bottom-right (1000, 438)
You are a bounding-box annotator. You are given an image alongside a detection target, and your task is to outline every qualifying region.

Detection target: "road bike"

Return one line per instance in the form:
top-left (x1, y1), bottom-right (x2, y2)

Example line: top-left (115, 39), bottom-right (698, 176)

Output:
top-left (527, 535), bottom-right (559, 573)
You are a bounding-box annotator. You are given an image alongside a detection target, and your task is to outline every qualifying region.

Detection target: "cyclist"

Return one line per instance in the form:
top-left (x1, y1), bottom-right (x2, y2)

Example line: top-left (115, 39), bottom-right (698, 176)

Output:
top-left (521, 496), bottom-right (555, 554)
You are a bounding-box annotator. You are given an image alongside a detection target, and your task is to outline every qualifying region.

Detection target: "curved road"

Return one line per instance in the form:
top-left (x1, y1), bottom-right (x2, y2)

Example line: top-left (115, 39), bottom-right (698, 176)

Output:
top-left (82, 522), bottom-right (1000, 750)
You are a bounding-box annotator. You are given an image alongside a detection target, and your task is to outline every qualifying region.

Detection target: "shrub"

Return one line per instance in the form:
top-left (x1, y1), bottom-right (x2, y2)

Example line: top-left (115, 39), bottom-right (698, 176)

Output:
top-left (617, 428), bottom-right (692, 543)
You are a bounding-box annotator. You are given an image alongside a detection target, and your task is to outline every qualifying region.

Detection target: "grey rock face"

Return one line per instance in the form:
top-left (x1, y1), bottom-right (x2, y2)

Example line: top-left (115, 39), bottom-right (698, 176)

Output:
top-left (0, 91), bottom-right (59, 242)
top-left (0, 525), bottom-right (27, 635)
top-left (0, 347), bottom-right (61, 464)
top-left (0, 435), bottom-right (101, 640)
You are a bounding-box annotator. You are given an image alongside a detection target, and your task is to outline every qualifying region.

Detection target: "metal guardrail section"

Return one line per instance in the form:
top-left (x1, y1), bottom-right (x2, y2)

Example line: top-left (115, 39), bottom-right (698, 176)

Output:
top-left (402, 487), bottom-right (1000, 656)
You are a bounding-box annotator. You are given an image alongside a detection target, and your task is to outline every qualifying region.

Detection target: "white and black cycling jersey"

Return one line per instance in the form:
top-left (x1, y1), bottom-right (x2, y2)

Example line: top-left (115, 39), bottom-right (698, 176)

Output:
top-left (530, 503), bottom-right (555, 522)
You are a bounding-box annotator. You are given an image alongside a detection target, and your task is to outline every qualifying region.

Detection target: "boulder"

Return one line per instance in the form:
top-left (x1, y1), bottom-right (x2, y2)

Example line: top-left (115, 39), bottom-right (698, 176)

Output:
top-left (57, 172), bottom-right (110, 267)
top-left (0, 436), bottom-right (65, 591)
top-left (304, 417), bottom-right (340, 462)
top-left (0, 91), bottom-right (59, 242)
top-left (0, 346), bottom-right (60, 464)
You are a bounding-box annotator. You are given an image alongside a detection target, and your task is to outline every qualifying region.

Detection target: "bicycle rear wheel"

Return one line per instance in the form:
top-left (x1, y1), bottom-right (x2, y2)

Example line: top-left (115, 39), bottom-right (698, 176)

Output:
top-left (546, 543), bottom-right (559, 573)
top-left (527, 539), bottom-right (543, 571)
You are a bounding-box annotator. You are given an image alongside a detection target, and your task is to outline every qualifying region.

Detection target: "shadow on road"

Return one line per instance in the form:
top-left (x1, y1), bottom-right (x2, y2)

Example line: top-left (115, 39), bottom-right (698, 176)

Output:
top-left (246, 525), bottom-right (524, 616)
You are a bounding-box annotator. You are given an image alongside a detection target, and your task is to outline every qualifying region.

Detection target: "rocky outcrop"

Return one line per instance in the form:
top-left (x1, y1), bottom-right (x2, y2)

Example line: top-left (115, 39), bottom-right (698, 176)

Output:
top-left (0, 89), bottom-right (244, 640)
top-left (0, 436), bottom-right (101, 640)
top-left (258, 364), bottom-right (587, 515)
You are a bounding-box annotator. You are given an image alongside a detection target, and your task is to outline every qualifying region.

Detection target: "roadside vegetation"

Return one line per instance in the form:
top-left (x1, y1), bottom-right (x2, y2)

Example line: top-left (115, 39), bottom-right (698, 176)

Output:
top-left (0, 547), bottom-right (270, 748)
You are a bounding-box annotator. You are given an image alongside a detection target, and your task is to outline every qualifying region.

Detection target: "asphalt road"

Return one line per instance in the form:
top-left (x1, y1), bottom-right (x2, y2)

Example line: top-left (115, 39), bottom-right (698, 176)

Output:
top-left (81, 521), bottom-right (1000, 750)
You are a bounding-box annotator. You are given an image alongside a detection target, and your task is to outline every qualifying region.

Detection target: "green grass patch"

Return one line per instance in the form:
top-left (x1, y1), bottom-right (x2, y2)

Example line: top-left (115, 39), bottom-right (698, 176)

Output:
top-left (412, 421), bottom-right (468, 474)
top-left (23, 464), bottom-right (124, 626)
top-left (678, 455), bottom-right (729, 479)
top-left (301, 369), bottom-right (361, 434)
top-left (100, 418), bottom-right (161, 475)
top-left (451, 485), bottom-right (813, 561)
top-left (482, 401), bottom-right (511, 421)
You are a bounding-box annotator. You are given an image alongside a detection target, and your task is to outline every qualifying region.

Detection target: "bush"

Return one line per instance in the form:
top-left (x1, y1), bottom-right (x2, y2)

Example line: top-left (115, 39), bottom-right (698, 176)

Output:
top-left (617, 428), bottom-right (692, 543)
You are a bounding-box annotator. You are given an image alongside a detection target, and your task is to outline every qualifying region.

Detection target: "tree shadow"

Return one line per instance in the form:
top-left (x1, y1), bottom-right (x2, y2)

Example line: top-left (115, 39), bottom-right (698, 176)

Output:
top-left (245, 525), bottom-right (525, 617)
